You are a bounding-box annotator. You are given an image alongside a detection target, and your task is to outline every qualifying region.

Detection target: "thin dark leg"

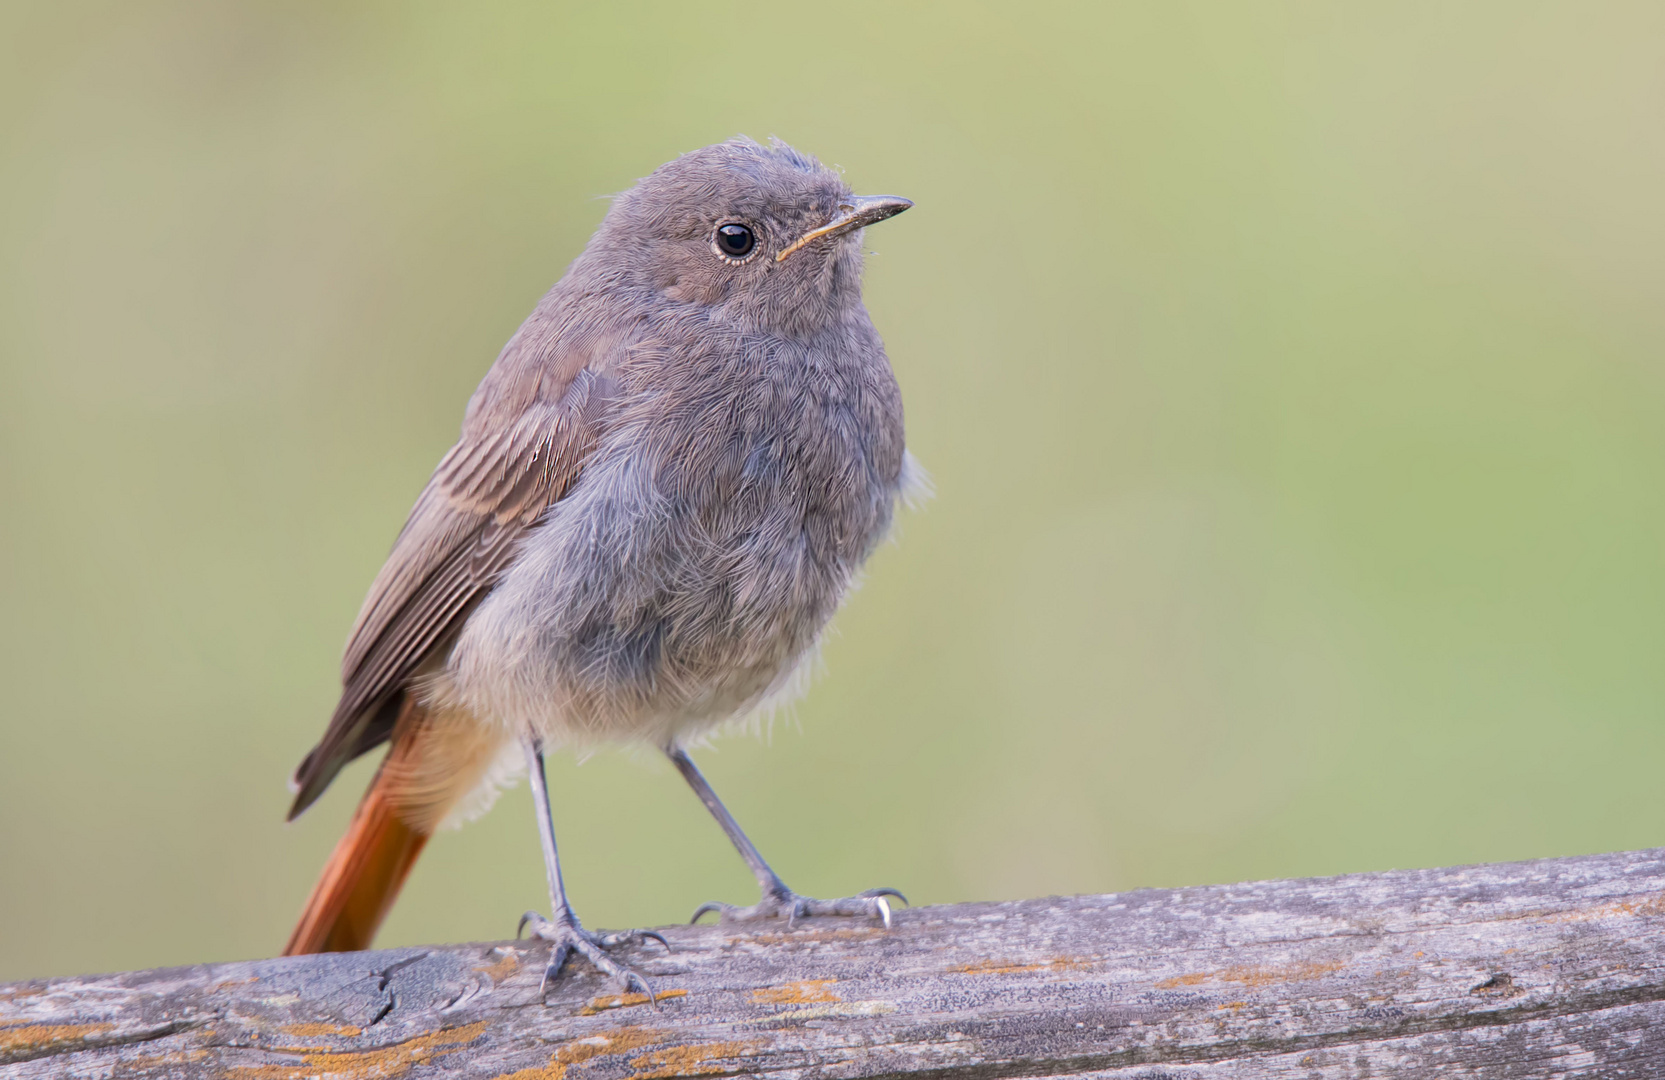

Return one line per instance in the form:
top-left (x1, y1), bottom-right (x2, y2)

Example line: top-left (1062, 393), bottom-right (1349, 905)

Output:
top-left (517, 736), bottom-right (666, 998)
top-left (524, 738), bottom-right (575, 919)
top-left (666, 744), bottom-right (905, 927)
top-left (667, 744), bottom-right (791, 899)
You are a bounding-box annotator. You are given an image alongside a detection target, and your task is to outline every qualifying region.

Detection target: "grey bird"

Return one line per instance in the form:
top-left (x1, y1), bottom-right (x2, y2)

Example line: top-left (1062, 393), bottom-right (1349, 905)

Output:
top-left (280, 136), bottom-right (918, 995)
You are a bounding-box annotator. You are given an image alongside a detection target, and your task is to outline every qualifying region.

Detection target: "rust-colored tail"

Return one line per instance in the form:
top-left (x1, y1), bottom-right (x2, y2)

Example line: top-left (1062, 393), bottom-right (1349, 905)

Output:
top-left (283, 745), bottom-right (430, 956)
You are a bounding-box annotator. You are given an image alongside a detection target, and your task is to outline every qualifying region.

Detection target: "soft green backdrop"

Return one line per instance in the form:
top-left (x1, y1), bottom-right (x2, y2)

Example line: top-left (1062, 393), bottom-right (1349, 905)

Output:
top-left (3, 3), bottom-right (1662, 982)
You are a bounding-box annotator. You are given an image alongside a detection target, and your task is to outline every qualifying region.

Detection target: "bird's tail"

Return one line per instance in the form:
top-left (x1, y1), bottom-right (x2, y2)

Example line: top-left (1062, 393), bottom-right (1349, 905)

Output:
top-left (282, 752), bottom-right (430, 956)
top-left (284, 696), bottom-right (512, 955)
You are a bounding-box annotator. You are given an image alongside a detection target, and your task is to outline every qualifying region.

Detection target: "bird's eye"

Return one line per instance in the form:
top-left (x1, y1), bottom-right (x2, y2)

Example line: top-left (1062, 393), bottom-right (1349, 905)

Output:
top-left (714, 222), bottom-right (756, 260)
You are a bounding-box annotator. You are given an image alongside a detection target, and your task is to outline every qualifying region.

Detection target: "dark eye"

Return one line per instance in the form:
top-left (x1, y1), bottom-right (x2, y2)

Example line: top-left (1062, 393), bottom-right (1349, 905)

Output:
top-left (714, 222), bottom-right (755, 259)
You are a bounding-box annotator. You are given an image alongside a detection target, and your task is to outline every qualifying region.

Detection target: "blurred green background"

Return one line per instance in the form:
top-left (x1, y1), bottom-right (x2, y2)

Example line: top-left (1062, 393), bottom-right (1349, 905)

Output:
top-left (3, 2), bottom-right (1663, 983)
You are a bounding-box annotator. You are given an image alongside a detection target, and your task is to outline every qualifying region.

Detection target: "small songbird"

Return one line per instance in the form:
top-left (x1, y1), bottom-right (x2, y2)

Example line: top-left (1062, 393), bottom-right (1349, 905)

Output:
top-left (282, 137), bottom-right (918, 994)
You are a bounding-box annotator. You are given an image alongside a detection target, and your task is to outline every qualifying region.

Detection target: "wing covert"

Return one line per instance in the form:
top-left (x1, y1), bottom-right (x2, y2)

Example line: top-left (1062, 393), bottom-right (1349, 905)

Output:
top-left (287, 366), bottom-right (613, 819)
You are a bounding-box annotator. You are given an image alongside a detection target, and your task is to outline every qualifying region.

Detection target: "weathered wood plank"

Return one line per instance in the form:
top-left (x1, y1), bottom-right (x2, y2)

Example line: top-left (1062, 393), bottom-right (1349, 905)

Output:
top-left (5, 848), bottom-right (1665, 1078)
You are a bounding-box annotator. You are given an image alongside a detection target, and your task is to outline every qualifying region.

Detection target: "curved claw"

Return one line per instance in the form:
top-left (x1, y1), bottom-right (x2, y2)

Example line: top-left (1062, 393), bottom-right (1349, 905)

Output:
top-left (690, 901), bottom-right (729, 925)
top-left (691, 887), bottom-right (904, 930)
top-left (623, 970), bottom-right (658, 1008)
top-left (517, 910), bottom-right (542, 939)
top-left (598, 928), bottom-right (672, 953)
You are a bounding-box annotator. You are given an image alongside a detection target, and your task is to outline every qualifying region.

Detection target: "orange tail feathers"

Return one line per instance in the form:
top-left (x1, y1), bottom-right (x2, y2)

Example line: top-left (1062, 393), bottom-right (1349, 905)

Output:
top-left (283, 731), bottom-right (431, 956)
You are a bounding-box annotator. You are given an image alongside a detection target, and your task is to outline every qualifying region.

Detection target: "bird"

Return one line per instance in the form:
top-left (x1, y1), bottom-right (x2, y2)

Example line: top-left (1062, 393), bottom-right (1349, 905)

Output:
top-left (281, 136), bottom-right (919, 995)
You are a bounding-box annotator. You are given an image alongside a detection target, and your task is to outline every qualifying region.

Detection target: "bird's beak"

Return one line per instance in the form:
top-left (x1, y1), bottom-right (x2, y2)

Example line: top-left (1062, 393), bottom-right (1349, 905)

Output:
top-left (776, 194), bottom-right (913, 262)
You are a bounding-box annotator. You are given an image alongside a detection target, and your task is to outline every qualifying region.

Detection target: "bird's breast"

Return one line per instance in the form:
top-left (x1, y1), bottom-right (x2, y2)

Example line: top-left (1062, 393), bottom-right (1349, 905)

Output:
top-left (439, 325), bottom-right (905, 747)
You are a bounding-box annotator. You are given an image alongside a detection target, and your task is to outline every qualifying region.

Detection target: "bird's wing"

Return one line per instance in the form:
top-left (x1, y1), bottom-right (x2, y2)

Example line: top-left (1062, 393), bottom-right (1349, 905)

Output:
top-left (287, 361), bottom-right (614, 820)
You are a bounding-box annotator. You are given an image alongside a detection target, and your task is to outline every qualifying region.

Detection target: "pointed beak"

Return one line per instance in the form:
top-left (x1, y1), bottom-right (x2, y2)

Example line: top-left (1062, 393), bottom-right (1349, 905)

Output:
top-left (776, 194), bottom-right (914, 262)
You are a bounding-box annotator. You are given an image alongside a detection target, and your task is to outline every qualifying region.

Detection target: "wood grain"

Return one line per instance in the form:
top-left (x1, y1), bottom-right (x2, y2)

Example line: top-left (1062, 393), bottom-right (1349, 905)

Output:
top-left (6, 848), bottom-right (1665, 1078)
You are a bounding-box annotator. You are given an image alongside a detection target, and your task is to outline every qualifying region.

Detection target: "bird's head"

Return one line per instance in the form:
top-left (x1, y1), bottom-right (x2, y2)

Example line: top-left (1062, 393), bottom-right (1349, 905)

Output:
top-left (591, 137), bottom-right (911, 336)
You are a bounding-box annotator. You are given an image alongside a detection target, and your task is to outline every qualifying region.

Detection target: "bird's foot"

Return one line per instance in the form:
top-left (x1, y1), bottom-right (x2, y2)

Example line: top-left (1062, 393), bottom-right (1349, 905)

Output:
top-left (518, 910), bottom-right (668, 1002)
top-left (690, 885), bottom-right (906, 929)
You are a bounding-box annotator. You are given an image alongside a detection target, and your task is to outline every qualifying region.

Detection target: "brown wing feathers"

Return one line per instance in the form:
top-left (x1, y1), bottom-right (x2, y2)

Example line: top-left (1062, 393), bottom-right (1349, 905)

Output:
top-left (287, 367), bottom-right (605, 815)
top-left (282, 361), bottom-right (606, 955)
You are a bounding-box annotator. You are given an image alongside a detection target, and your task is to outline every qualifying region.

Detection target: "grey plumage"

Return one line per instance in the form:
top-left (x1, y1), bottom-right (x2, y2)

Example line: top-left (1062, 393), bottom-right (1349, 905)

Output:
top-left (285, 137), bottom-right (916, 983)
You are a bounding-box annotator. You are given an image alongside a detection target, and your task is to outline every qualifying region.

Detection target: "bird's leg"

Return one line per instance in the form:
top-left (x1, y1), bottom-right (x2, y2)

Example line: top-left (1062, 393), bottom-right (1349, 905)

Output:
top-left (518, 736), bottom-right (666, 999)
top-left (667, 745), bottom-right (905, 927)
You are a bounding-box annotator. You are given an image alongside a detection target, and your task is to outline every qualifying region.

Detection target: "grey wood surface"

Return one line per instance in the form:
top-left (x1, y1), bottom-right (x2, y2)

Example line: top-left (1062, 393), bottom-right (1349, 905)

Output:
top-left (6, 848), bottom-right (1665, 1079)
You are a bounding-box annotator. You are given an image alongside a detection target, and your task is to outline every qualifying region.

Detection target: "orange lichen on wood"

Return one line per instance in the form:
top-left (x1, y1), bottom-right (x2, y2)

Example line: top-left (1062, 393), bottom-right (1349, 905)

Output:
top-left (121, 1049), bottom-right (210, 1071)
top-left (226, 1020), bottom-right (487, 1080)
top-left (1155, 959), bottom-right (1345, 990)
top-left (626, 1039), bottom-right (762, 1080)
top-left (948, 956), bottom-right (1093, 976)
top-left (750, 979), bottom-right (839, 1004)
top-left (555, 1026), bottom-right (666, 1068)
top-left (212, 977), bottom-right (260, 994)
top-left (280, 1022), bottom-right (364, 1038)
top-left (474, 950), bottom-right (522, 985)
top-left (0, 1022), bottom-right (114, 1054)
top-left (578, 989), bottom-right (687, 1015)
top-left (774, 1000), bottom-right (896, 1020)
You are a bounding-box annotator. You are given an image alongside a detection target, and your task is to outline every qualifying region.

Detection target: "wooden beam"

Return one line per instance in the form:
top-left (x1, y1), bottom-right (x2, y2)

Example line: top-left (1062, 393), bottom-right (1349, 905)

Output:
top-left (5, 848), bottom-right (1665, 1078)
